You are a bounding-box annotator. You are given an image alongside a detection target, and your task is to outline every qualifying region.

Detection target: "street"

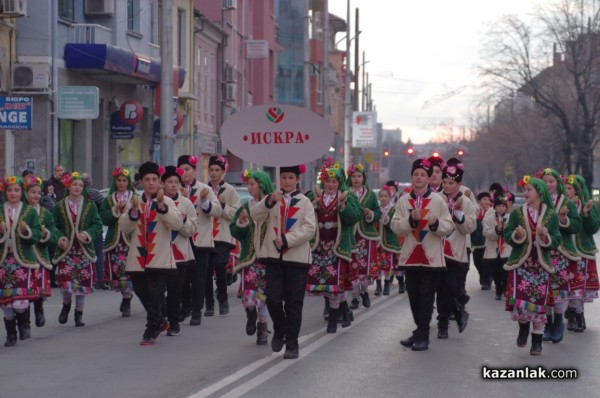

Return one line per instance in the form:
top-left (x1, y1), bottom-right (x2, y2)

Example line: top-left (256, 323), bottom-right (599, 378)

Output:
top-left (1, 260), bottom-right (599, 398)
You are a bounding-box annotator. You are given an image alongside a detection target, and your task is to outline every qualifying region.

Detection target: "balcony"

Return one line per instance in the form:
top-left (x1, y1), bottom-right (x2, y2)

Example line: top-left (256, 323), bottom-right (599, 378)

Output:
top-left (69, 24), bottom-right (112, 44)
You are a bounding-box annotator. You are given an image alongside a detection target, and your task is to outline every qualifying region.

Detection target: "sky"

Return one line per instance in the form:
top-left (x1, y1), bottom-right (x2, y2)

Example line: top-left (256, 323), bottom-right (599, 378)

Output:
top-left (328, 0), bottom-right (544, 144)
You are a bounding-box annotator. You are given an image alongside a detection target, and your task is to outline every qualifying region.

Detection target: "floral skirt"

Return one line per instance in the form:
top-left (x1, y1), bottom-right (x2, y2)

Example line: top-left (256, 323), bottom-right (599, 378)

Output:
top-left (546, 250), bottom-right (570, 306)
top-left (35, 267), bottom-right (52, 297)
top-left (505, 258), bottom-right (550, 323)
top-left (104, 239), bottom-right (132, 291)
top-left (237, 262), bottom-right (267, 306)
top-left (56, 242), bottom-right (94, 294)
top-left (351, 235), bottom-right (378, 283)
top-left (569, 258), bottom-right (587, 299)
top-left (371, 248), bottom-right (397, 279)
top-left (307, 238), bottom-right (353, 293)
top-left (585, 258), bottom-right (599, 302)
top-left (0, 253), bottom-right (39, 305)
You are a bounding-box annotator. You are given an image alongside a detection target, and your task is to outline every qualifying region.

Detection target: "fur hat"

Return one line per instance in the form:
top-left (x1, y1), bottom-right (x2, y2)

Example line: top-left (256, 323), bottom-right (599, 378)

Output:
top-left (160, 165), bottom-right (184, 183)
top-left (209, 155), bottom-right (228, 170)
top-left (428, 156), bottom-right (445, 169)
top-left (442, 163), bottom-right (464, 183)
top-left (280, 164), bottom-right (306, 176)
top-left (139, 161), bottom-right (161, 179)
top-left (411, 158), bottom-right (433, 177)
top-left (477, 192), bottom-right (491, 201)
top-left (177, 155), bottom-right (198, 169)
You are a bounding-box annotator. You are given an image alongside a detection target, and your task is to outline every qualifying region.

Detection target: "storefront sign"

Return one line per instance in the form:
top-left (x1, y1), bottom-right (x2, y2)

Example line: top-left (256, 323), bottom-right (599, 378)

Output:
top-left (246, 40), bottom-right (269, 59)
top-left (110, 111), bottom-right (135, 139)
top-left (0, 96), bottom-right (32, 130)
top-left (352, 112), bottom-right (377, 148)
top-left (57, 86), bottom-right (99, 120)
top-left (119, 100), bottom-right (144, 125)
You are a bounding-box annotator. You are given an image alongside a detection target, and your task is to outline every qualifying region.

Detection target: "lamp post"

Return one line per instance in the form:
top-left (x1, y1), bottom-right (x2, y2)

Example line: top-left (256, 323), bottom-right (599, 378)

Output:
top-left (343, 0), bottom-right (352, 169)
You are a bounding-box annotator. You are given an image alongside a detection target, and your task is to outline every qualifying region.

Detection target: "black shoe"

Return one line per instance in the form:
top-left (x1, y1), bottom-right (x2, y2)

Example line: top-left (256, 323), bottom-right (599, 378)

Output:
top-left (256, 322), bottom-right (270, 345)
top-left (400, 335), bottom-right (415, 347)
top-left (74, 310), bottom-right (85, 327)
top-left (566, 311), bottom-right (577, 332)
top-left (530, 333), bottom-right (543, 355)
top-left (167, 326), bottom-right (182, 336)
top-left (374, 280), bottom-right (382, 296)
top-left (246, 308), bottom-right (258, 335)
top-left (190, 313), bottom-right (202, 326)
top-left (120, 298), bottom-right (132, 317)
top-left (494, 293), bottom-right (502, 301)
top-left (581, 312), bottom-right (586, 330)
top-left (481, 285), bottom-right (491, 291)
top-left (542, 315), bottom-right (553, 341)
top-left (574, 313), bottom-right (584, 333)
top-left (33, 299), bottom-right (45, 327)
top-left (448, 313), bottom-right (456, 321)
top-left (16, 311), bottom-right (31, 340)
top-left (383, 280), bottom-right (390, 296)
top-left (327, 308), bottom-right (338, 333)
top-left (4, 318), bottom-right (17, 347)
top-left (58, 302), bottom-right (71, 324)
top-left (271, 336), bottom-right (285, 353)
top-left (152, 319), bottom-right (170, 339)
top-left (323, 297), bottom-right (330, 321)
top-left (398, 277), bottom-right (405, 294)
top-left (551, 313), bottom-right (564, 344)
top-left (360, 292), bottom-right (371, 308)
top-left (178, 307), bottom-right (191, 322)
top-left (340, 301), bottom-right (352, 328)
top-left (437, 326), bottom-right (448, 339)
top-left (204, 306), bottom-right (214, 317)
top-left (411, 339), bottom-right (429, 351)
top-left (283, 346), bottom-right (299, 359)
top-left (226, 273), bottom-right (234, 286)
top-left (517, 322), bottom-right (530, 347)
top-left (349, 298), bottom-right (359, 310)
top-left (219, 301), bottom-right (229, 315)
top-left (457, 311), bottom-right (469, 333)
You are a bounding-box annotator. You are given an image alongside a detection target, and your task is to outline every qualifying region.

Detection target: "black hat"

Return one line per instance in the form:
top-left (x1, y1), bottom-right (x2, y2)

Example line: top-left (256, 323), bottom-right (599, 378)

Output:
top-left (280, 165), bottom-right (306, 176)
top-left (428, 156), bottom-right (445, 169)
top-left (161, 165), bottom-right (183, 183)
top-left (489, 182), bottom-right (503, 193)
top-left (445, 157), bottom-right (463, 167)
top-left (177, 155), bottom-right (198, 169)
top-left (385, 180), bottom-right (399, 191)
top-left (411, 158), bottom-right (433, 177)
top-left (209, 155), bottom-right (227, 170)
top-left (476, 192), bottom-right (491, 201)
top-left (504, 191), bottom-right (515, 204)
top-left (442, 163), bottom-right (464, 183)
top-left (494, 194), bottom-right (508, 207)
top-left (139, 161), bottom-right (160, 179)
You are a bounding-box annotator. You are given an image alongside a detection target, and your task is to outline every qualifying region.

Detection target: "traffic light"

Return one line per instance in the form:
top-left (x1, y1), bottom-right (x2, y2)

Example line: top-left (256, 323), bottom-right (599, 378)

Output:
top-left (432, 151), bottom-right (440, 158)
top-left (457, 149), bottom-right (464, 157)
top-left (384, 150), bottom-right (390, 157)
top-left (407, 147), bottom-right (415, 157)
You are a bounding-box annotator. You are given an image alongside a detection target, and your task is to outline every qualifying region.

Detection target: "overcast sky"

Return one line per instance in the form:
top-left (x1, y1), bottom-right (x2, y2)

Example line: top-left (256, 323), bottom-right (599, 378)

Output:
top-left (328, 0), bottom-right (544, 144)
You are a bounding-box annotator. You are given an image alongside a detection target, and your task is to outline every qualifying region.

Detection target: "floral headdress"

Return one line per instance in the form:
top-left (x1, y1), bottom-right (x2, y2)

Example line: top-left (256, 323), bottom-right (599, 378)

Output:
top-left (346, 162), bottom-right (367, 187)
top-left (518, 174), bottom-right (531, 188)
top-left (537, 168), bottom-right (565, 195)
top-left (112, 167), bottom-right (130, 178)
top-left (319, 158), bottom-right (346, 191)
top-left (519, 175), bottom-right (553, 208)
top-left (109, 166), bottom-right (134, 195)
top-left (22, 176), bottom-right (43, 191)
top-left (61, 171), bottom-right (83, 189)
top-left (0, 175), bottom-right (23, 191)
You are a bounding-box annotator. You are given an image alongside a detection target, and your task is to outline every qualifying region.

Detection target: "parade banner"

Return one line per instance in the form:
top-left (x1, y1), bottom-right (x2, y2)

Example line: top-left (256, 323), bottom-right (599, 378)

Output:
top-left (220, 104), bottom-right (334, 167)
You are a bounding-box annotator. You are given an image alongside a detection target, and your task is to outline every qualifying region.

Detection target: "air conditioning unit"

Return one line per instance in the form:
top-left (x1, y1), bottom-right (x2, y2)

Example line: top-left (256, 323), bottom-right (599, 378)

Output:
top-left (84, 0), bottom-right (114, 16)
top-left (11, 63), bottom-right (50, 90)
top-left (222, 0), bottom-right (236, 10)
top-left (222, 83), bottom-right (236, 102)
top-left (1, 0), bottom-right (27, 17)
top-left (223, 65), bottom-right (236, 83)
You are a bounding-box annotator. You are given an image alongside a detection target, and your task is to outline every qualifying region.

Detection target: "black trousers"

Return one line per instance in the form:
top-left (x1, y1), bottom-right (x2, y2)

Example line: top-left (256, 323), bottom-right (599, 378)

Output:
top-left (181, 245), bottom-right (209, 315)
top-left (206, 242), bottom-right (232, 308)
top-left (436, 259), bottom-right (467, 327)
top-left (405, 268), bottom-right (443, 340)
top-left (472, 247), bottom-right (491, 286)
top-left (130, 271), bottom-right (169, 337)
top-left (265, 262), bottom-right (309, 349)
top-left (166, 263), bottom-right (188, 328)
top-left (487, 257), bottom-right (508, 296)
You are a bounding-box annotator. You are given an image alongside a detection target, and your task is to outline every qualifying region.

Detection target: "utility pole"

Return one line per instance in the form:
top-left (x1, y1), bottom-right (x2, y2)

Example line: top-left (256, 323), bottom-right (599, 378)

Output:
top-left (160, 0), bottom-right (175, 166)
top-left (343, 0), bottom-right (351, 169)
top-left (353, 8), bottom-right (359, 112)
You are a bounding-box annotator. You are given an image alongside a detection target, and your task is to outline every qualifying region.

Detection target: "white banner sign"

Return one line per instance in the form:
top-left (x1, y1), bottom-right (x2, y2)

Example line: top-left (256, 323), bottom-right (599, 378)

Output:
top-left (246, 40), bottom-right (269, 59)
top-left (352, 111), bottom-right (377, 148)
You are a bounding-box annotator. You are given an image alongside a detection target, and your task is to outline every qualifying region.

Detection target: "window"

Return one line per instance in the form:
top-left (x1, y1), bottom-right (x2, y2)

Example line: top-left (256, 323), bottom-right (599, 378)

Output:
top-left (177, 9), bottom-right (187, 66)
top-left (59, 0), bottom-right (74, 20)
top-left (127, 0), bottom-right (140, 33)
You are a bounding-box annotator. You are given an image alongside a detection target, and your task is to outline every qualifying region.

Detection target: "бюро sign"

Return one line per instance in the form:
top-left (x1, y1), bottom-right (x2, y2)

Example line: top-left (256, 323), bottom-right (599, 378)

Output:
top-left (0, 96), bottom-right (32, 130)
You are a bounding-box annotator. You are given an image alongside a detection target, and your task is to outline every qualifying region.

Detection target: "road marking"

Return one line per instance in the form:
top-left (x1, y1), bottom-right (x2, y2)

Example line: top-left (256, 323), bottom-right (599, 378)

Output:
top-left (189, 293), bottom-right (406, 398)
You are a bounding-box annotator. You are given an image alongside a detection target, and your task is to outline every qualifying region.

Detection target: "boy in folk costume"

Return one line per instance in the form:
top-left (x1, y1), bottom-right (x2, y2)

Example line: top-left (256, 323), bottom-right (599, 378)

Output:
top-left (0, 176), bottom-right (41, 346)
top-left (177, 155), bottom-right (221, 326)
top-left (564, 175), bottom-right (599, 333)
top-left (435, 161), bottom-right (476, 339)
top-left (306, 160), bottom-right (361, 334)
top-left (346, 163), bottom-right (381, 309)
top-left (373, 186), bottom-right (401, 296)
top-left (504, 176), bottom-right (561, 355)
top-left (161, 165), bottom-right (198, 336)
top-left (100, 167), bottom-right (136, 317)
top-left (119, 162), bottom-right (183, 345)
top-left (206, 155), bottom-right (241, 316)
top-left (230, 170), bottom-right (277, 344)
top-left (24, 176), bottom-right (59, 328)
top-left (538, 168), bottom-right (582, 343)
top-left (52, 172), bottom-right (102, 327)
top-left (482, 194), bottom-right (512, 301)
top-left (472, 192), bottom-right (492, 290)
top-left (391, 158), bottom-right (454, 351)
top-left (250, 165), bottom-right (316, 359)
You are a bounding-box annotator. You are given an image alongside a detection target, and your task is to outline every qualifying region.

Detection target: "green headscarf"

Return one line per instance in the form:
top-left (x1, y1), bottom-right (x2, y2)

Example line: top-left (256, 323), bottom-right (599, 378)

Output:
top-left (319, 160), bottom-right (348, 192)
top-left (528, 177), bottom-right (554, 209)
top-left (573, 175), bottom-right (592, 202)
top-left (539, 168), bottom-right (565, 195)
top-left (108, 167), bottom-right (135, 195)
top-left (249, 170), bottom-right (275, 198)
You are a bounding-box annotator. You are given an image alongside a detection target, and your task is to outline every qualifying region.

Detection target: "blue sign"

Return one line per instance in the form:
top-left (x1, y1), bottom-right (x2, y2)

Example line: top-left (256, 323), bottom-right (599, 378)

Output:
top-left (0, 96), bottom-right (32, 130)
top-left (110, 111), bottom-right (135, 139)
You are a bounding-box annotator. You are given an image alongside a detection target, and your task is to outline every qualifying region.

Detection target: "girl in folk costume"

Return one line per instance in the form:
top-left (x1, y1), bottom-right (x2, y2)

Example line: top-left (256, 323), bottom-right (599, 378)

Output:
top-left (161, 165), bottom-right (198, 337)
top-left (564, 174), bottom-right (599, 333)
top-left (472, 192), bottom-right (492, 290)
top-left (52, 172), bottom-right (102, 327)
top-left (482, 194), bottom-right (512, 301)
top-left (0, 176), bottom-right (41, 346)
top-left (230, 170), bottom-right (277, 344)
top-left (346, 163), bottom-right (381, 309)
top-left (503, 176), bottom-right (561, 355)
top-left (24, 176), bottom-right (59, 328)
top-left (306, 160), bottom-right (361, 334)
top-left (538, 168), bottom-right (582, 343)
top-left (100, 167), bottom-right (135, 317)
top-left (373, 186), bottom-right (401, 296)
top-left (177, 155), bottom-right (221, 326)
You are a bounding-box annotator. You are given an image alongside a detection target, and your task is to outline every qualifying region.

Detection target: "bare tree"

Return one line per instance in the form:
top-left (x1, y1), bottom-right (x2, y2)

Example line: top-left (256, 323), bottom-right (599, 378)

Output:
top-left (478, 0), bottom-right (600, 187)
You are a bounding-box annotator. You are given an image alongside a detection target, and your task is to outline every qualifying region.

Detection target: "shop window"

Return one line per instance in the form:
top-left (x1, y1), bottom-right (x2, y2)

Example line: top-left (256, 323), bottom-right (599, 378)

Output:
top-left (59, 0), bottom-right (74, 21)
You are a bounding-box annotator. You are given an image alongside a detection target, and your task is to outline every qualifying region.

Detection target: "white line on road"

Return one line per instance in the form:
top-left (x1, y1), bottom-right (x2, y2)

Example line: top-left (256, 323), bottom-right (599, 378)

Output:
top-left (189, 293), bottom-right (406, 398)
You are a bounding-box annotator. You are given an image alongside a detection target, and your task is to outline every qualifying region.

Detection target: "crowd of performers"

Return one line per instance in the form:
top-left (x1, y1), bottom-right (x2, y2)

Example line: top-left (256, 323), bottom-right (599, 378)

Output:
top-left (0, 153), bottom-right (597, 358)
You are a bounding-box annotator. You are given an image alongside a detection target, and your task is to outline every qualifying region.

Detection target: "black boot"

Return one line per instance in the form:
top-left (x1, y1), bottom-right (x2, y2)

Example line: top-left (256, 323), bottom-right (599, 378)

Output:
top-left (398, 276), bottom-right (405, 294)
top-left (437, 325), bottom-right (449, 339)
top-left (574, 313), bottom-right (584, 333)
top-left (16, 310), bottom-right (31, 340)
top-left (530, 333), bottom-right (543, 355)
top-left (3, 318), bottom-right (17, 347)
top-left (340, 301), bottom-right (352, 328)
top-left (360, 292), bottom-right (371, 308)
top-left (33, 299), bottom-right (45, 327)
top-left (120, 297), bottom-right (132, 317)
top-left (551, 313), bottom-right (564, 343)
top-left (256, 321), bottom-right (269, 345)
top-left (374, 280), bottom-right (382, 296)
top-left (542, 314), bottom-right (552, 341)
top-left (245, 308), bottom-right (258, 336)
top-left (58, 302), bottom-right (71, 324)
top-left (566, 310), bottom-right (577, 331)
top-left (581, 311), bottom-right (586, 330)
top-left (179, 306), bottom-right (191, 322)
top-left (74, 310), bottom-right (85, 327)
top-left (383, 279), bottom-right (390, 296)
top-left (516, 322), bottom-right (530, 347)
top-left (327, 308), bottom-right (338, 333)
top-left (349, 298), bottom-right (359, 310)
top-left (323, 297), bottom-right (330, 321)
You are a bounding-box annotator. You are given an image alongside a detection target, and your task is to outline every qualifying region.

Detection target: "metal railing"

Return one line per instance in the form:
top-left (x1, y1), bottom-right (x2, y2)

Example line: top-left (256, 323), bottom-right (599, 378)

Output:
top-left (70, 24), bottom-right (112, 44)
